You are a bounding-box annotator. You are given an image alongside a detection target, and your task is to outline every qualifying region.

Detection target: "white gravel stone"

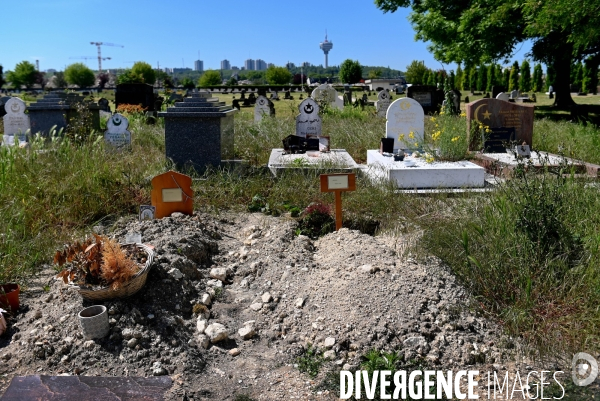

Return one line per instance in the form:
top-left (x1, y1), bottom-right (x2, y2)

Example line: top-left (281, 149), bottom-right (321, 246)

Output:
top-left (197, 319), bottom-right (208, 334)
top-left (205, 323), bottom-right (228, 343)
top-left (201, 293), bottom-right (212, 306)
top-left (261, 292), bottom-right (272, 303)
top-left (324, 337), bottom-right (336, 348)
top-left (210, 267), bottom-right (228, 282)
top-left (249, 303), bottom-right (263, 311)
top-left (168, 268), bottom-right (184, 280)
top-left (197, 334), bottom-right (210, 349)
top-left (295, 298), bottom-right (305, 308)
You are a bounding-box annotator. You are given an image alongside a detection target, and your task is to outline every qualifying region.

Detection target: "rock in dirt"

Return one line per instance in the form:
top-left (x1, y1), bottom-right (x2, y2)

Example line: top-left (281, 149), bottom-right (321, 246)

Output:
top-left (205, 323), bottom-right (228, 343)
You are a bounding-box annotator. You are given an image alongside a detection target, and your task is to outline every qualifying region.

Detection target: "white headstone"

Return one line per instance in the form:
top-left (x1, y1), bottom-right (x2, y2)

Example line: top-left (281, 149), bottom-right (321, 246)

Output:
top-left (496, 92), bottom-right (510, 102)
top-left (254, 95), bottom-right (274, 122)
top-left (311, 84), bottom-right (343, 110)
top-left (376, 90), bottom-right (392, 117)
top-left (295, 98), bottom-right (321, 138)
top-left (510, 90), bottom-right (519, 99)
top-left (386, 98), bottom-right (425, 150)
top-left (104, 113), bottom-right (131, 150)
top-left (2, 97), bottom-right (30, 145)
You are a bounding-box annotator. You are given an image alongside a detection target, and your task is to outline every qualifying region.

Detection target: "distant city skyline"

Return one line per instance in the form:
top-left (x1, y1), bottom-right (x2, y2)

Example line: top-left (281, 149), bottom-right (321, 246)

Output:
top-left (0, 0), bottom-right (533, 74)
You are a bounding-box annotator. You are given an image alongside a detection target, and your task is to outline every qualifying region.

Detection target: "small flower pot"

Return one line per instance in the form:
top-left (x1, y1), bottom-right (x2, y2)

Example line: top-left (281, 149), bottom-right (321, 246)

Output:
top-left (78, 305), bottom-right (109, 340)
top-left (0, 284), bottom-right (20, 312)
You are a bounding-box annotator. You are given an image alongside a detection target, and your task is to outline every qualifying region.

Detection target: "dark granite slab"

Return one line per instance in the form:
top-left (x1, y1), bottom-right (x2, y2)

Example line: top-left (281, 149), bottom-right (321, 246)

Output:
top-left (0, 375), bottom-right (172, 400)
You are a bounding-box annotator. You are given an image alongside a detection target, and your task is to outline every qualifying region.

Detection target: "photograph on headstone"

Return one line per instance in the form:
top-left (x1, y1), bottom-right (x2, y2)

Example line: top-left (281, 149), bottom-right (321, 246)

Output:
top-left (139, 205), bottom-right (156, 221)
top-left (104, 113), bottom-right (131, 151)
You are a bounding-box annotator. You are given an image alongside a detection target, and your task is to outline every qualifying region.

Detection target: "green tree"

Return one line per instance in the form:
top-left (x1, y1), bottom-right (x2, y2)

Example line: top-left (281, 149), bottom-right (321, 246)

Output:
top-left (6, 61), bottom-right (37, 89)
top-left (65, 63), bottom-right (95, 88)
top-left (448, 70), bottom-right (456, 89)
top-left (427, 69), bottom-right (436, 86)
top-left (374, 0), bottom-right (600, 107)
top-left (368, 69), bottom-right (383, 79)
top-left (405, 60), bottom-right (428, 84)
top-left (502, 67), bottom-right (511, 89)
top-left (461, 67), bottom-right (470, 90)
top-left (495, 64), bottom-right (503, 88)
top-left (519, 60), bottom-right (532, 92)
top-left (469, 66), bottom-right (478, 91)
top-left (509, 65), bottom-right (519, 91)
top-left (477, 64), bottom-right (487, 91)
top-left (198, 70), bottom-right (222, 86)
top-left (455, 64), bottom-right (463, 90)
top-left (0, 65), bottom-right (5, 89)
top-left (339, 59), bottom-right (363, 84)
top-left (53, 71), bottom-right (67, 88)
top-left (421, 69), bottom-right (430, 86)
top-left (181, 77), bottom-right (196, 89)
top-left (131, 61), bottom-right (156, 85)
top-left (583, 57), bottom-right (599, 94)
top-left (532, 64), bottom-right (543, 92)
top-left (265, 66), bottom-right (292, 84)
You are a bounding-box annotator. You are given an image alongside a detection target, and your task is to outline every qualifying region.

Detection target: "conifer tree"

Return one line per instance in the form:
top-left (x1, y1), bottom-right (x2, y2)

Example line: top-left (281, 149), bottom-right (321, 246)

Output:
top-left (519, 60), bottom-right (532, 92)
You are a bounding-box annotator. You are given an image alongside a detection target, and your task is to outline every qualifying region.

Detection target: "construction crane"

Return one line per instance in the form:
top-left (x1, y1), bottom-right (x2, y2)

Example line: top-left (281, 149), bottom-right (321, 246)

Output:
top-left (90, 42), bottom-right (124, 72)
top-left (70, 56), bottom-right (111, 68)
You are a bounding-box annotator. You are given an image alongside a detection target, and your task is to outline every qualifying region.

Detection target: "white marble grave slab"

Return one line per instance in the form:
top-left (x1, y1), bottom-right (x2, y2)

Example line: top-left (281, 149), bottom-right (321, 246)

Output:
top-left (268, 149), bottom-right (358, 176)
top-left (366, 150), bottom-right (485, 188)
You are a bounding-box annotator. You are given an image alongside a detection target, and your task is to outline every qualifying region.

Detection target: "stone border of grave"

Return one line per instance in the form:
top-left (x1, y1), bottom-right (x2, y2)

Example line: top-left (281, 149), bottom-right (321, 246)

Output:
top-left (472, 152), bottom-right (600, 179)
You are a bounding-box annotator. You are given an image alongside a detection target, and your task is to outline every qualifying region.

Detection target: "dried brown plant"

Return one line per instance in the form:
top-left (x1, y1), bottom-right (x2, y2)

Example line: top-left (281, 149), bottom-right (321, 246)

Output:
top-left (100, 238), bottom-right (141, 290)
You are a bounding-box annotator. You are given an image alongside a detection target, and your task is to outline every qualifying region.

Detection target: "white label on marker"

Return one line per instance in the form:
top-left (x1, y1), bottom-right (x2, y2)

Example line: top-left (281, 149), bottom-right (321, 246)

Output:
top-left (327, 175), bottom-right (349, 190)
top-left (162, 188), bottom-right (183, 202)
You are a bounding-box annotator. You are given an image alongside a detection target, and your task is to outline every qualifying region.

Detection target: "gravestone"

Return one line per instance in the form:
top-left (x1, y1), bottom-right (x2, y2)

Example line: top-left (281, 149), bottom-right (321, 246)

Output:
top-left (407, 85), bottom-right (442, 114)
top-left (271, 91), bottom-right (279, 100)
top-left (158, 91), bottom-right (236, 172)
top-left (466, 98), bottom-right (534, 150)
top-left (254, 95), bottom-right (275, 122)
top-left (376, 90), bottom-right (392, 117)
top-left (115, 83), bottom-right (158, 111)
top-left (2, 97), bottom-right (30, 145)
top-left (27, 92), bottom-right (100, 136)
top-left (385, 97), bottom-right (425, 151)
top-left (284, 90), bottom-right (292, 100)
top-left (104, 113), bottom-right (131, 150)
top-left (510, 90), bottom-right (519, 99)
top-left (311, 84), bottom-right (343, 110)
top-left (495, 92), bottom-right (510, 102)
top-left (295, 98), bottom-right (321, 138)
top-left (452, 89), bottom-right (461, 113)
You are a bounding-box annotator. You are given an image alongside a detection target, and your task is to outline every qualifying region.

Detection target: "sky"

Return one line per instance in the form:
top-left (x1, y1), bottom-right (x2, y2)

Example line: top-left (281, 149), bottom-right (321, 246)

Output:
top-left (1, 0), bottom-right (532, 74)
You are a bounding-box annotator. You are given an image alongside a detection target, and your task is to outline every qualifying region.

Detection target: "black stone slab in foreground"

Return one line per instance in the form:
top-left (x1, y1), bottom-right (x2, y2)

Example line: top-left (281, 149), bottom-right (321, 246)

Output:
top-left (1, 375), bottom-right (172, 400)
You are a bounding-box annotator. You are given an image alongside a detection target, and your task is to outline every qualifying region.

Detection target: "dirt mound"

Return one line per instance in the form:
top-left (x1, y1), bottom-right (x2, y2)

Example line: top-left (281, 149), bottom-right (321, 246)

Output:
top-left (0, 212), bottom-right (530, 400)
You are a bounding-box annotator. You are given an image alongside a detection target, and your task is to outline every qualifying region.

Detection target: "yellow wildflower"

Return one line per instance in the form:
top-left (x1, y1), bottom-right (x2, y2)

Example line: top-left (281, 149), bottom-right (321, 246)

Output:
top-left (409, 131), bottom-right (415, 139)
top-left (399, 134), bottom-right (405, 141)
top-left (414, 142), bottom-right (419, 147)
top-left (451, 136), bottom-right (460, 142)
top-left (431, 117), bottom-right (436, 122)
top-left (460, 112), bottom-right (466, 117)
top-left (432, 131), bottom-right (441, 141)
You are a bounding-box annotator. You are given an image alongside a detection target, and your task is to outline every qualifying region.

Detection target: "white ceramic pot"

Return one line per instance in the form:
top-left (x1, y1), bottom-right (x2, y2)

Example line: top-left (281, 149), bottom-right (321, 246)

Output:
top-left (78, 305), bottom-right (109, 339)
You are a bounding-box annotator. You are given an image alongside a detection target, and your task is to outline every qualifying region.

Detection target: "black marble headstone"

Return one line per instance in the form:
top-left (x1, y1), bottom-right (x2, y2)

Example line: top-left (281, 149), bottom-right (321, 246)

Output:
top-left (407, 85), bottom-right (442, 115)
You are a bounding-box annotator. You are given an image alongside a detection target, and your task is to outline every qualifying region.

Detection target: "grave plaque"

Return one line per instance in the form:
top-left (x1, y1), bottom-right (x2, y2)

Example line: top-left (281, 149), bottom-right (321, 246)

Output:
top-left (385, 98), bottom-right (425, 151)
top-left (139, 205), bottom-right (156, 221)
top-left (151, 171), bottom-right (194, 219)
top-left (295, 98), bottom-right (321, 138)
top-left (254, 95), bottom-right (275, 122)
top-left (104, 113), bottom-right (131, 150)
top-left (376, 90), bottom-right (392, 117)
top-left (320, 173), bottom-right (356, 230)
top-left (496, 92), bottom-right (510, 102)
top-left (483, 127), bottom-right (515, 153)
top-left (466, 98), bottom-right (534, 150)
top-left (311, 84), bottom-right (343, 110)
top-left (2, 98), bottom-right (30, 145)
top-left (515, 144), bottom-right (531, 158)
top-left (407, 85), bottom-right (442, 114)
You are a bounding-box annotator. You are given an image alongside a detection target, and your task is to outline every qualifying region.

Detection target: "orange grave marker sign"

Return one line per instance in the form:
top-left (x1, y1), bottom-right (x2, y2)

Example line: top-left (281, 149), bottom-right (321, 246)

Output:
top-left (320, 173), bottom-right (356, 230)
top-left (151, 171), bottom-right (194, 219)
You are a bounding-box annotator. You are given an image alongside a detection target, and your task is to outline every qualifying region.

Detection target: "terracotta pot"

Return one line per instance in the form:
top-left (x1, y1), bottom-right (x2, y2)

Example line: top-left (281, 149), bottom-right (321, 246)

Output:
top-left (0, 284), bottom-right (20, 312)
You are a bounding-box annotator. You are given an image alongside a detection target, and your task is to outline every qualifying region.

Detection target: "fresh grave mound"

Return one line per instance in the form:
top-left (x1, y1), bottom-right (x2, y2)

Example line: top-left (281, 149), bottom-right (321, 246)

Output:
top-left (0, 212), bottom-right (538, 400)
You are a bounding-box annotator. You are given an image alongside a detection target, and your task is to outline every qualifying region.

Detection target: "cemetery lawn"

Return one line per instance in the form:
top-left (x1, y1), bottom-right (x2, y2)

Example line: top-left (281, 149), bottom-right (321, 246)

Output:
top-left (3, 97), bottom-right (600, 358)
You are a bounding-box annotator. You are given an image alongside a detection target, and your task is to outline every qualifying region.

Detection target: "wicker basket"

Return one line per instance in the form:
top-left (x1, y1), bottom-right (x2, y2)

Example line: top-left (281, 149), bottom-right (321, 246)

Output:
top-left (70, 243), bottom-right (154, 302)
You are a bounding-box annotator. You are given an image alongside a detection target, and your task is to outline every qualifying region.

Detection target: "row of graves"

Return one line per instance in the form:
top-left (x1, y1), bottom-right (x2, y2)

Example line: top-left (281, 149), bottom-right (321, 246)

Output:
top-left (3, 84), bottom-right (600, 192)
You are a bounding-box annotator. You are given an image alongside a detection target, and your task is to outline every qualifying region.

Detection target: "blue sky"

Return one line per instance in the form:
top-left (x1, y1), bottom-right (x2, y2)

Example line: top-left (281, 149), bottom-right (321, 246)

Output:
top-left (1, 0), bottom-right (532, 74)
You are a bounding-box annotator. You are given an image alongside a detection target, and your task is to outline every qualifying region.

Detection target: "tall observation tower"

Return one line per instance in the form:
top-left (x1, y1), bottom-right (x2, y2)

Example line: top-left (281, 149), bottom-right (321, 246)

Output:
top-left (319, 31), bottom-right (333, 68)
